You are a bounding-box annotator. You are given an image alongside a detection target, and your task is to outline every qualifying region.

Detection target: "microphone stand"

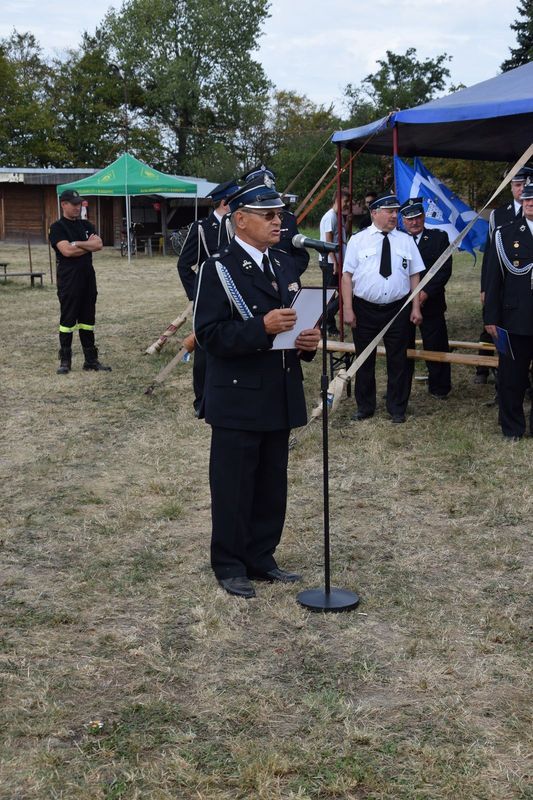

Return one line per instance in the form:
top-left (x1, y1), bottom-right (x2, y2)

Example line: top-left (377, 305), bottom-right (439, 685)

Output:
top-left (297, 250), bottom-right (360, 612)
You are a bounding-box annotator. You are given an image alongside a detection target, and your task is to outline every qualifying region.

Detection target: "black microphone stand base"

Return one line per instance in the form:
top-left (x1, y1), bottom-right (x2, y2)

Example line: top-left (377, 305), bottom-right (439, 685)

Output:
top-left (297, 587), bottom-right (360, 613)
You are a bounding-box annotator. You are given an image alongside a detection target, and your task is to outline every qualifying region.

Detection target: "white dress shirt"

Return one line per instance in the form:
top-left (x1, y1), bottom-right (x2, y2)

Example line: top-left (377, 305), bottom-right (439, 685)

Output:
top-left (343, 224), bottom-right (425, 304)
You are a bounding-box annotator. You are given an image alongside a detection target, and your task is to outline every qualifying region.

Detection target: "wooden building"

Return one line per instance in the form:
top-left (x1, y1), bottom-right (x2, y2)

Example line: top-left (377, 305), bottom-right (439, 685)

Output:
top-left (0, 168), bottom-right (215, 247)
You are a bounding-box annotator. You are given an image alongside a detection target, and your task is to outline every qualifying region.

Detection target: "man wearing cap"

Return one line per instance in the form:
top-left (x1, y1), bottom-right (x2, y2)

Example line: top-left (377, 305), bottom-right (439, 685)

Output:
top-left (193, 174), bottom-right (320, 598)
top-left (49, 190), bottom-right (110, 374)
top-left (341, 193), bottom-right (425, 423)
top-left (483, 181), bottom-right (533, 441)
top-left (239, 165), bottom-right (309, 276)
top-left (476, 166), bottom-right (533, 384)
top-left (177, 179), bottom-right (239, 412)
top-left (400, 198), bottom-right (452, 399)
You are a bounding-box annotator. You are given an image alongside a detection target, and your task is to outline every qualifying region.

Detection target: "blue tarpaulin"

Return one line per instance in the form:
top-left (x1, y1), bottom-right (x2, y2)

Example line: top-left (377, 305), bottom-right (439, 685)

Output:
top-left (332, 62), bottom-right (533, 161)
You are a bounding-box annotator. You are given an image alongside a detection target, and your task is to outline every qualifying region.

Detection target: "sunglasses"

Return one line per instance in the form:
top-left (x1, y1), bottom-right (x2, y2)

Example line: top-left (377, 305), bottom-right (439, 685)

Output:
top-left (242, 209), bottom-right (284, 221)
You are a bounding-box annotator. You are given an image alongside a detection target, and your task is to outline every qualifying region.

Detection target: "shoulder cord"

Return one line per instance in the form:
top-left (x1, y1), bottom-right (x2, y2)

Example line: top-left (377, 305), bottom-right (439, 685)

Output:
top-left (495, 228), bottom-right (533, 276)
top-left (215, 261), bottom-right (253, 320)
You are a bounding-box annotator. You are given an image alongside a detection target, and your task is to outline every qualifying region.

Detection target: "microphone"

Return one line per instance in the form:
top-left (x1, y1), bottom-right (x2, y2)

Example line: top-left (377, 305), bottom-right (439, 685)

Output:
top-left (292, 234), bottom-right (339, 254)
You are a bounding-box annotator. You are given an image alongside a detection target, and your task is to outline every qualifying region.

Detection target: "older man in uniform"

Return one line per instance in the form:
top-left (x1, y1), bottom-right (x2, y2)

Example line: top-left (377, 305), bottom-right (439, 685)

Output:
top-left (177, 179), bottom-right (239, 412)
top-left (240, 165), bottom-right (310, 276)
top-left (49, 189), bottom-right (110, 374)
top-left (193, 175), bottom-right (320, 598)
top-left (400, 197), bottom-right (452, 399)
top-left (484, 182), bottom-right (533, 441)
top-left (341, 193), bottom-right (425, 423)
top-left (476, 166), bottom-right (533, 384)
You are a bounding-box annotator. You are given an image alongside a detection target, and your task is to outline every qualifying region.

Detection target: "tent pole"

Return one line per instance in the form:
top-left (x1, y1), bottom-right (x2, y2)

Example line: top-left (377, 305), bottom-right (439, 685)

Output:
top-left (161, 200), bottom-right (167, 256)
top-left (336, 143), bottom-right (344, 335)
top-left (392, 125), bottom-right (399, 193)
top-left (126, 195), bottom-right (132, 263)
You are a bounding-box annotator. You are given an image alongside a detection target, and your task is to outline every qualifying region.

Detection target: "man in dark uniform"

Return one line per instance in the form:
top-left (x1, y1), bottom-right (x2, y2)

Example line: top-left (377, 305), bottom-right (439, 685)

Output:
top-left (400, 198), bottom-right (452, 399)
top-left (49, 189), bottom-right (111, 374)
top-left (240, 165), bottom-right (310, 276)
top-left (476, 166), bottom-right (533, 384)
top-left (484, 182), bottom-right (533, 441)
top-left (193, 175), bottom-right (320, 598)
top-left (177, 179), bottom-right (239, 412)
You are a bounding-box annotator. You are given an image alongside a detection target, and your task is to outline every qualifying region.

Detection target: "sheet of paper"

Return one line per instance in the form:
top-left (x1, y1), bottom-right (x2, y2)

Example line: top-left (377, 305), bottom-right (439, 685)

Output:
top-left (272, 287), bottom-right (336, 350)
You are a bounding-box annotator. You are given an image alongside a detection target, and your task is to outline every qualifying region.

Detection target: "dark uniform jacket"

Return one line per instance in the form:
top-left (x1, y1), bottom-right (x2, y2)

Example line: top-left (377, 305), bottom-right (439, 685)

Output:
top-left (416, 227), bottom-right (452, 315)
top-left (277, 210), bottom-right (309, 276)
top-left (484, 218), bottom-right (533, 336)
top-left (177, 211), bottom-right (230, 300)
top-left (481, 201), bottom-right (521, 292)
top-left (193, 239), bottom-right (313, 432)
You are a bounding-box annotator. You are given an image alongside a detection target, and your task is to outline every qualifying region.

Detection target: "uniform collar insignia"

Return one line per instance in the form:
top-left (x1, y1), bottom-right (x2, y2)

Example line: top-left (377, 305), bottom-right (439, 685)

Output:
top-left (519, 225), bottom-right (526, 231)
top-left (507, 204), bottom-right (513, 210)
top-left (272, 257), bottom-right (280, 266)
top-left (242, 259), bottom-right (253, 270)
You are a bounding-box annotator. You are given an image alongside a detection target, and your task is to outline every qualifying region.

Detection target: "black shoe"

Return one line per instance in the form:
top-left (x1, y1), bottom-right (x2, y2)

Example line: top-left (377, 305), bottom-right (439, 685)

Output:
top-left (82, 345), bottom-right (112, 371)
top-left (83, 360), bottom-right (112, 371)
top-left (503, 435), bottom-right (522, 442)
top-left (57, 347), bottom-right (71, 374)
top-left (391, 414), bottom-right (406, 423)
top-left (218, 576), bottom-right (256, 598)
top-left (248, 567), bottom-right (302, 583)
top-left (351, 410), bottom-right (374, 421)
top-left (429, 392), bottom-right (448, 400)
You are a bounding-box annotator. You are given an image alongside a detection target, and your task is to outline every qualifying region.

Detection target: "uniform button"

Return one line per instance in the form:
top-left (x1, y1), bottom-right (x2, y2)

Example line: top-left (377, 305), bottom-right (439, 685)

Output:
top-left (287, 367), bottom-right (291, 372)
top-left (233, 379), bottom-right (238, 385)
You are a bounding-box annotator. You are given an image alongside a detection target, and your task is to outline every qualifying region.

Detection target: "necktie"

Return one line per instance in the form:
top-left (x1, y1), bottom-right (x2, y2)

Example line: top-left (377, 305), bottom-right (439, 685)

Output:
top-left (516, 206), bottom-right (523, 219)
top-left (262, 253), bottom-right (276, 286)
top-left (379, 232), bottom-right (392, 278)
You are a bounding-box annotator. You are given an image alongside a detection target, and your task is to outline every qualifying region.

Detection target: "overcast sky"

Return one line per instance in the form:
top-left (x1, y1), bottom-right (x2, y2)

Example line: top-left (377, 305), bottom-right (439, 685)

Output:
top-left (1, 0), bottom-right (520, 115)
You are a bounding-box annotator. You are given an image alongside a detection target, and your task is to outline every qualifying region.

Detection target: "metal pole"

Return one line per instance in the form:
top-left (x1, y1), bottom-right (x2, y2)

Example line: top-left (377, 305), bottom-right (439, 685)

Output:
top-left (336, 144), bottom-right (345, 336)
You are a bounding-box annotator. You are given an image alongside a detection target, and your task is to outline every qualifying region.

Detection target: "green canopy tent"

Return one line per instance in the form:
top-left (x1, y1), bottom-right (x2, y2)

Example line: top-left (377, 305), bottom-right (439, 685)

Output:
top-left (57, 153), bottom-right (197, 260)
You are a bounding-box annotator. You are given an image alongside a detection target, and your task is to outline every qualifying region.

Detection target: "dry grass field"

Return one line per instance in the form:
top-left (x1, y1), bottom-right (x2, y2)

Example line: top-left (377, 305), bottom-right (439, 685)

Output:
top-left (1, 242), bottom-right (531, 800)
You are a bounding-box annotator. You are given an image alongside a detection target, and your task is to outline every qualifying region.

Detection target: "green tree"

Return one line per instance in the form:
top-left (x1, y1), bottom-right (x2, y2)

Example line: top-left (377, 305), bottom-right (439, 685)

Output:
top-left (344, 48), bottom-right (452, 121)
top-left (50, 33), bottom-right (161, 167)
top-left (101, 0), bottom-right (271, 173)
top-left (0, 31), bottom-right (63, 166)
top-left (341, 48), bottom-right (454, 206)
top-left (501, 0), bottom-right (533, 71)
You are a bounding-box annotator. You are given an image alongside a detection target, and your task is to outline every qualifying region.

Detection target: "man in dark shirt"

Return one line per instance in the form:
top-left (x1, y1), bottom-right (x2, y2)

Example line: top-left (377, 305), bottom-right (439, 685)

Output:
top-left (48, 189), bottom-right (110, 374)
top-left (400, 198), bottom-right (453, 399)
top-left (177, 179), bottom-right (240, 412)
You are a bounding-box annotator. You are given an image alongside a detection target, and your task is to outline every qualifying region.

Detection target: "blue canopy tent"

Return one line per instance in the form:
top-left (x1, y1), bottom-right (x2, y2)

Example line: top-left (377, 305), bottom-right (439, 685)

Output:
top-left (332, 61), bottom-right (533, 161)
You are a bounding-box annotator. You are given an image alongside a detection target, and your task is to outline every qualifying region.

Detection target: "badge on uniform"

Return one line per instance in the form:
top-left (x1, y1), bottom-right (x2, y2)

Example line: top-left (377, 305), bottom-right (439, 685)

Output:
top-left (288, 282), bottom-right (299, 293)
top-left (519, 225), bottom-right (526, 232)
top-left (242, 260), bottom-right (253, 271)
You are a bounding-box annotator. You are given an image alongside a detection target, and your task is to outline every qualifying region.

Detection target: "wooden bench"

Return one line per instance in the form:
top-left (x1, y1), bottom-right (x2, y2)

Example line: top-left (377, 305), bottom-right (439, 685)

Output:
top-left (0, 263), bottom-right (45, 287)
top-left (320, 339), bottom-right (499, 385)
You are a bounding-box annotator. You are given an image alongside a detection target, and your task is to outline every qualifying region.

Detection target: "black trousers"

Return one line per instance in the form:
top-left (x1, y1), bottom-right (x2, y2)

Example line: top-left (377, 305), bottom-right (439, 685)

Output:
top-left (408, 311), bottom-right (451, 396)
top-left (57, 265), bottom-right (97, 329)
top-left (209, 426), bottom-right (290, 578)
top-left (477, 328), bottom-right (494, 377)
top-left (352, 296), bottom-right (412, 417)
top-left (498, 333), bottom-right (533, 437)
top-left (321, 260), bottom-right (339, 330)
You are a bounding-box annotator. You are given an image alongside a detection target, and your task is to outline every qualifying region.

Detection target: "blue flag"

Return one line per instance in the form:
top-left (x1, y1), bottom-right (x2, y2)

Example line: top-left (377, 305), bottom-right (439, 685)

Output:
top-left (394, 156), bottom-right (489, 257)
